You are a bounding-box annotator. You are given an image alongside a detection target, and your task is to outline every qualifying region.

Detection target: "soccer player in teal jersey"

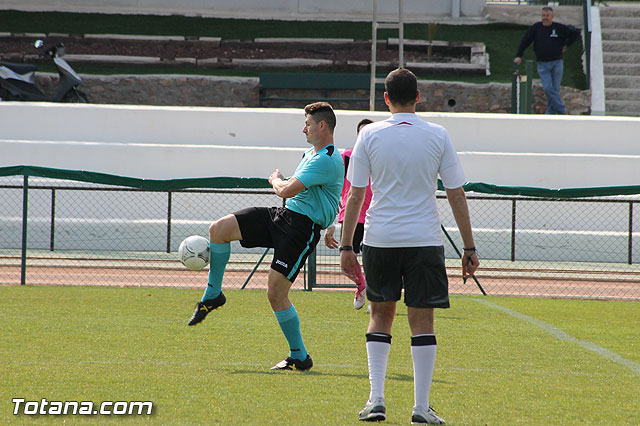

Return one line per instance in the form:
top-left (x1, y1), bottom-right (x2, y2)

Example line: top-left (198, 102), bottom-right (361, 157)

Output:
top-left (187, 102), bottom-right (344, 371)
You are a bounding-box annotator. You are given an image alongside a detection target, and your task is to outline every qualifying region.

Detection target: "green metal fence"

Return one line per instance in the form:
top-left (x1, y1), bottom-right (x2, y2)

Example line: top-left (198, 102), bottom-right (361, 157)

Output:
top-left (2, 165), bottom-right (640, 300)
top-left (511, 61), bottom-right (534, 114)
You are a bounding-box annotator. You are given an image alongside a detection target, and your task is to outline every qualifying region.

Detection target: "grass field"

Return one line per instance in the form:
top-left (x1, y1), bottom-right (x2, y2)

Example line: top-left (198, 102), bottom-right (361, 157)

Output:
top-left (1, 286), bottom-right (638, 425)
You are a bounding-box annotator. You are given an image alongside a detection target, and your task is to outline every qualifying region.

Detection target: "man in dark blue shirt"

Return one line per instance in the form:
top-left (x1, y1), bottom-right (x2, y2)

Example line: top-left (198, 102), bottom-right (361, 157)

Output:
top-left (514, 7), bottom-right (581, 114)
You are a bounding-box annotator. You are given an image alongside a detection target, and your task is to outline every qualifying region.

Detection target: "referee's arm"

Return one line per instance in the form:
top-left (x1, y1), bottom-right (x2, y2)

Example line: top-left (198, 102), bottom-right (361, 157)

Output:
top-left (446, 186), bottom-right (480, 277)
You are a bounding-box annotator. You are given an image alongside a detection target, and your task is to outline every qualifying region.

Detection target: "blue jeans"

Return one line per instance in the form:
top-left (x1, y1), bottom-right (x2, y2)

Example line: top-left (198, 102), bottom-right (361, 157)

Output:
top-left (537, 59), bottom-right (566, 114)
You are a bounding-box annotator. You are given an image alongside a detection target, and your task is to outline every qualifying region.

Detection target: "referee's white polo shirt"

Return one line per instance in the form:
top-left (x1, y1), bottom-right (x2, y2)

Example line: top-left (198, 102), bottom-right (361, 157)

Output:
top-left (347, 112), bottom-right (466, 248)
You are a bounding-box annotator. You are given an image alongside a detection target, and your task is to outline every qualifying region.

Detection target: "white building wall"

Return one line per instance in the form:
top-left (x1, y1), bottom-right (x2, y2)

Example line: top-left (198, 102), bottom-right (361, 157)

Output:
top-left (1, 103), bottom-right (639, 259)
top-left (1, 103), bottom-right (638, 188)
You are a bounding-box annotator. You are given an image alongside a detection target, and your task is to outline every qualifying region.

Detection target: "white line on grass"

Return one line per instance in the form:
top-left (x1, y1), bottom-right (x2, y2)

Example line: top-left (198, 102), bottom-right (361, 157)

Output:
top-left (471, 298), bottom-right (640, 376)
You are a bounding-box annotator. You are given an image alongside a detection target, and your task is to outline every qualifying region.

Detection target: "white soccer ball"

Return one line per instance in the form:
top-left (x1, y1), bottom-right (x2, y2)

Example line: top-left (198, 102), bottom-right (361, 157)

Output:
top-left (178, 235), bottom-right (210, 270)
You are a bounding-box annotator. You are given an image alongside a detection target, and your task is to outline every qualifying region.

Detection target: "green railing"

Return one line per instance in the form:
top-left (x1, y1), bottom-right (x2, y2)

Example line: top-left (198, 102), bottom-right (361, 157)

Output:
top-left (0, 165), bottom-right (271, 191)
top-left (2, 165), bottom-right (640, 300)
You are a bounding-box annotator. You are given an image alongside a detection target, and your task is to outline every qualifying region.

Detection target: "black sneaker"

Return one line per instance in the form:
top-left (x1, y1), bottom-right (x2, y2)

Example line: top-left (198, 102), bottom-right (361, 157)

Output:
top-left (187, 292), bottom-right (226, 326)
top-left (270, 354), bottom-right (313, 371)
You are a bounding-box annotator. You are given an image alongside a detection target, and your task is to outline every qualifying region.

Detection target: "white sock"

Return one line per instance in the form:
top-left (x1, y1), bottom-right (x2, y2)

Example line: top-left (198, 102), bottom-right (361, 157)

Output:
top-left (365, 333), bottom-right (392, 401)
top-left (411, 334), bottom-right (437, 408)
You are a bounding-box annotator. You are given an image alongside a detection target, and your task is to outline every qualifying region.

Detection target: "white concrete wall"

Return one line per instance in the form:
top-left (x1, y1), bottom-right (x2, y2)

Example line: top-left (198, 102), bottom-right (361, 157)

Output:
top-left (1, 102), bottom-right (639, 261)
top-left (1, 102), bottom-right (639, 188)
top-left (0, 0), bottom-right (485, 20)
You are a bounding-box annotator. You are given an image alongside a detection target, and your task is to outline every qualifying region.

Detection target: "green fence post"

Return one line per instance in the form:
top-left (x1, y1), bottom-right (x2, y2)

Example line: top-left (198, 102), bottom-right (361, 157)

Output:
top-left (166, 191), bottom-right (172, 253)
top-left (511, 63), bottom-right (519, 114)
top-left (307, 248), bottom-right (316, 291)
top-left (21, 175), bottom-right (28, 285)
top-left (524, 60), bottom-right (534, 114)
top-left (583, 0), bottom-right (592, 89)
top-left (50, 189), bottom-right (56, 251)
top-left (629, 202), bottom-right (634, 265)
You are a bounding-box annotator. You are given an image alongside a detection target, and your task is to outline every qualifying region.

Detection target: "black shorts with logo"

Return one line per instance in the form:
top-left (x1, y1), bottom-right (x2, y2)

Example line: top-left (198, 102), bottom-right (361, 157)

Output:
top-left (362, 245), bottom-right (450, 309)
top-left (234, 206), bottom-right (321, 283)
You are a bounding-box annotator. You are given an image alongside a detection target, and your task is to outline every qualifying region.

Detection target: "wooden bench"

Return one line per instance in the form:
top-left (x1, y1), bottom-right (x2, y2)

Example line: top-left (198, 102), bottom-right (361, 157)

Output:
top-left (258, 73), bottom-right (384, 106)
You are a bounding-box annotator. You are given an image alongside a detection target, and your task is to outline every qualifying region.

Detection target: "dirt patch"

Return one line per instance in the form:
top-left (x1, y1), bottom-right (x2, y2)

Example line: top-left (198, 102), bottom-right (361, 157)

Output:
top-left (3, 264), bottom-right (638, 301)
top-left (0, 36), bottom-right (468, 64)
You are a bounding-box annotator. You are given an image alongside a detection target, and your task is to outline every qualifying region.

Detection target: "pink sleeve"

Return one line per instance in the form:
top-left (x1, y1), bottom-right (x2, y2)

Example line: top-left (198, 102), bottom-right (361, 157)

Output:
top-left (337, 150), bottom-right (351, 223)
top-left (358, 184), bottom-right (373, 223)
top-left (340, 148), bottom-right (371, 224)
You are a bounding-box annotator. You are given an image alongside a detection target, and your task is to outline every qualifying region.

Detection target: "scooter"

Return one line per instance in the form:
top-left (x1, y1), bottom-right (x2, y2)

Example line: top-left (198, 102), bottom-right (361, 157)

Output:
top-left (0, 40), bottom-right (87, 102)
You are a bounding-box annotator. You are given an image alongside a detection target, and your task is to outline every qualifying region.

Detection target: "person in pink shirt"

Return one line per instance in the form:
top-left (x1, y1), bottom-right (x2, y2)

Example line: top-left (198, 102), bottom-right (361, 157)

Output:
top-left (324, 118), bottom-right (374, 310)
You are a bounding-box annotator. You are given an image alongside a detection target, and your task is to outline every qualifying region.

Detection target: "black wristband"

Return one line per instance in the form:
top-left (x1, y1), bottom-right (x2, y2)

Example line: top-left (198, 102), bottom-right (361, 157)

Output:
top-left (339, 245), bottom-right (353, 252)
top-left (463, 247), bottom-right (476, 252)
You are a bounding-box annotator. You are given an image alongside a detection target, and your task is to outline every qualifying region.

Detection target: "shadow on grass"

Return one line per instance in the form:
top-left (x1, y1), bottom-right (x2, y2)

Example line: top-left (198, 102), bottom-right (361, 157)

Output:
top-left (231, 369), bottom-right (368, 379)
top-left (227, 369), bottom-right (449, 384)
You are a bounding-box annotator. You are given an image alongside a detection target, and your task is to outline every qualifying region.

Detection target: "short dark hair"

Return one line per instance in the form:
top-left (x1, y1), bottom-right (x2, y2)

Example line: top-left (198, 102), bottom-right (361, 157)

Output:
top-left (542, 6), bottom-right (553, 13)
top-left (356, 118), bottom-right (373, 134)
top-left (385, 68), bottom-right (418, 106)
top-left (304, 102), bottom-right (336, 134)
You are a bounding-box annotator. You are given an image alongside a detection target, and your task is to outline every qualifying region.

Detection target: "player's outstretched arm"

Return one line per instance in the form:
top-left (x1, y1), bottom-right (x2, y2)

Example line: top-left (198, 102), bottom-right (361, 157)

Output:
top-left (445, 187), bottom-right (479, 278)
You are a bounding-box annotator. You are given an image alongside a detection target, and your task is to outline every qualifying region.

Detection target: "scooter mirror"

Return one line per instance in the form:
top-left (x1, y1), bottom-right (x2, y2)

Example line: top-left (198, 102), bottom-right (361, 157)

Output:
top-left (34, 40), bottom-right (44, 49)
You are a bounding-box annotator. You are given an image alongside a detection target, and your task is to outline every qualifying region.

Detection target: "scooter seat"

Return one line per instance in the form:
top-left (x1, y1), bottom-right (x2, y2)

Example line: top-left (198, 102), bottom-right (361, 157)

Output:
top-left (0, 61), bottom-right (38, 75)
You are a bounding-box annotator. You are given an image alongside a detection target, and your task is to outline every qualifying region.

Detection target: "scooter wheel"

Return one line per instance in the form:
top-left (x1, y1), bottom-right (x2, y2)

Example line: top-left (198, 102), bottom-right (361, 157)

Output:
top-left (63, 90), bottom-right (88, 103)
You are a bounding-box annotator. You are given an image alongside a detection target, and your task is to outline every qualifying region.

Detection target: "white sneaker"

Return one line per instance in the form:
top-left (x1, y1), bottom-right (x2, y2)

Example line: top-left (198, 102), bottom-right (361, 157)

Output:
top-left (411, 406), bottom-right (445, 424)
top-left (353, 288), bottom-right (365, 310)
top-left (358, 397), bottom-right (386, 421)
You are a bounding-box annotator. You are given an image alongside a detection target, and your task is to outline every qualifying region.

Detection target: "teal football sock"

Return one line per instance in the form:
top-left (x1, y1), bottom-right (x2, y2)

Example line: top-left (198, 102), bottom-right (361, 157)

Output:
top-left (274, 305), bottom-right (308, 361)
top-left (201, 242), bottom-right (230, 302)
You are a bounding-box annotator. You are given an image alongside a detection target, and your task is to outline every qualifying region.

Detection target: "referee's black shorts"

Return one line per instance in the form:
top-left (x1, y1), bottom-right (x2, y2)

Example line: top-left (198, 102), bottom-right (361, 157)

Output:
top-left (362, 245), bottom-right (450, 309)
top-left (234, 206), bottom-right (321, 283)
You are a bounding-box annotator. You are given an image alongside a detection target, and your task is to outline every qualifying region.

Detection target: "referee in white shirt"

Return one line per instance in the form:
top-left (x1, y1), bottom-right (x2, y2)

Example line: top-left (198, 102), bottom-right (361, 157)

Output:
top-left (340, 68), bottom-right (479, 424)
